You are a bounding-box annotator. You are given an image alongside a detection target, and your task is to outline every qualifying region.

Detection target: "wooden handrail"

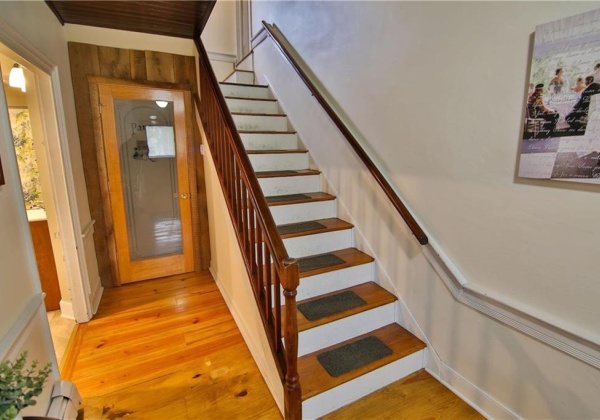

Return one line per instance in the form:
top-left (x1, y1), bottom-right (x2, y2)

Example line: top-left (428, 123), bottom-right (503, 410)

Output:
top-left (193, 38), bottom-right (302, 419)
top-left (262, 22), bottom-right (428, 245)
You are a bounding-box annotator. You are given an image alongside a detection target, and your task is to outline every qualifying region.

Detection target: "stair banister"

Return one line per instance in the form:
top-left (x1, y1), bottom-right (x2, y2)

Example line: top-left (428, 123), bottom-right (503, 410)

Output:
top-left (261, 21), bottom-right (428, 246)
top-left (193, 38), bottom-right (302, 420)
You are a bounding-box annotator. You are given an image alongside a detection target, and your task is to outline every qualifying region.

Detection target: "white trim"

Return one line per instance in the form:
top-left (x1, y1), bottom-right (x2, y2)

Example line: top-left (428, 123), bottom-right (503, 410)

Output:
top-left (251, 26), bottom-right (268, 50)
top-left (207, 51), bottom-right (237, 63)
top-left (210, 267), bottom-right (284, 415)
top-left (81, 219), bottom-right (95, 239)
top-left (256, 29), bottom-right (600, 371)
top-left (59, 300), bottom-right (75, 320)
top-left (425, 355), bottom-right (519, 419)
top-left (0, 294), bottom-right (44, 360)
top-left (89, 276), bottom-right (104, 315)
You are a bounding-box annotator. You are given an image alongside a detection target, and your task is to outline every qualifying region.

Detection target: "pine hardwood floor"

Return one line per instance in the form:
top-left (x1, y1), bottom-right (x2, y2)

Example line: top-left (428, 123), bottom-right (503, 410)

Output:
top-left (61, 271), bottom-right (281, 420)
top-left (62, 270), bottom-right (482, 420)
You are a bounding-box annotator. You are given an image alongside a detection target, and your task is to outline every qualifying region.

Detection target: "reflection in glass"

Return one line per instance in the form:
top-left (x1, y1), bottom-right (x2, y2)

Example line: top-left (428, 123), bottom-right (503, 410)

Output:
top-left (113, 99), bottom-right (182, 261)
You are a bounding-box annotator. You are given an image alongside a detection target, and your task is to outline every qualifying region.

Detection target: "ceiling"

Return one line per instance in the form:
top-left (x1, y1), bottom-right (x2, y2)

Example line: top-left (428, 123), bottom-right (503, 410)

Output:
top-left (45, 0), bottom-right (216, 39)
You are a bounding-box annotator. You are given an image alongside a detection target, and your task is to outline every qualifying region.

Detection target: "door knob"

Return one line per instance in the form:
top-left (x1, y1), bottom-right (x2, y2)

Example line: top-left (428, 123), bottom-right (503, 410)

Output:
top-left (180, 193), bottom-right (189, 199)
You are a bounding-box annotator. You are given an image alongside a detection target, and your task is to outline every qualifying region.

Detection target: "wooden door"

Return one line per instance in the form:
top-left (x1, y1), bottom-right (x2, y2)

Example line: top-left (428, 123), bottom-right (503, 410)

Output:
top-left (99, 84), bottom-right (194, 283)
top-left (29, 220), bottom-right (61, 310)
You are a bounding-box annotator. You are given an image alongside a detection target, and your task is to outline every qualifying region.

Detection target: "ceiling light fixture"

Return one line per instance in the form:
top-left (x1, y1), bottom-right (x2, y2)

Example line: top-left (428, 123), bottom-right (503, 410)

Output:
top-left (9, 64), bottom-right (26, 92)
top-left (155, 101), bottom-right (169, 108)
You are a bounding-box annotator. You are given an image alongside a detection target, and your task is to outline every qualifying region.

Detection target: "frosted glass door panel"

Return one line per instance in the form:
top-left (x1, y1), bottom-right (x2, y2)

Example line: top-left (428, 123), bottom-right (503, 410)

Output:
top-left (113, 99), bottom-right (181, 261)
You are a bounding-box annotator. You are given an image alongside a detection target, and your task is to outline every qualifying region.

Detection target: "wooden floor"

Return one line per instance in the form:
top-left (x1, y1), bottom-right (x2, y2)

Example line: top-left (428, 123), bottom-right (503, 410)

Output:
top-left (62, 270), bottom-right (482, 420)
top-left (322, 369), bottom-right (483, 420)
top-left (62, 271), bottom-right (281, 419)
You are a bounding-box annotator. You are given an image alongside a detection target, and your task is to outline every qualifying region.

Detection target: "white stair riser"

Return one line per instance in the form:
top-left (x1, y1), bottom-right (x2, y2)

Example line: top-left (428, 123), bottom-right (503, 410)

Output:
top-left (259, 175), bottom-right (320, 196)
top-left (297, 263), bottom-right (375, 301)
top-left (226, 71), bottom-right (254, 84)
top-left (241, 132), bottom-right (299, 150)
top-left (233, 114), bottom-right (288, 132)
top-left (302, 350), bottom-right (425, 419)
top-left (226, 98), bottom-right (279, 114)
top-left (270, 200), bottom-right (336, 225)
top-left (283, 229), bottom-right (353, 258)
top-left (272, 262), bottom-right (375, 306)
top-left (298, 303), bottom-right (395, 356)
top-left (220, 84), bottom-right (272, 99)
top-left (249, 153), bottom-right (309, 172)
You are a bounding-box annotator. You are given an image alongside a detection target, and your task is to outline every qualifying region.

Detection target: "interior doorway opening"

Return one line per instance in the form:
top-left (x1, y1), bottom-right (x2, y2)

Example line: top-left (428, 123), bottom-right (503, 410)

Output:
top-left (0, 41), bottom-right (86, 364)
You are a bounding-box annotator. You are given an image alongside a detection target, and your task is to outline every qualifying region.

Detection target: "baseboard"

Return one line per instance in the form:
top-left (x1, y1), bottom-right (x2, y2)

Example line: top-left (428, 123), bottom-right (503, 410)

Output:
top-left (89, 276), bottom-right (103, 315)
top-left (425, 353), bottom-right (519, 420)
top-left (209, 267), bottom-right (284, 415)
top-left (59, 300), bottom-right (75, 320)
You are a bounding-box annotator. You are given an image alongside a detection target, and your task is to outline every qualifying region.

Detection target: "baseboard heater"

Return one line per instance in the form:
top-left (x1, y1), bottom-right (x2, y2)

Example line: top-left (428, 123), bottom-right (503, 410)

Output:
top-left (46, 380), bottom-right (81, 420)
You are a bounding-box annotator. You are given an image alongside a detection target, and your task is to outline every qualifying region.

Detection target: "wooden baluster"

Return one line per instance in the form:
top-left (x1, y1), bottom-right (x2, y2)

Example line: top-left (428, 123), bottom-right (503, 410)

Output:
top-left (248, 201), bottom-right (256, 286)
top-left (265, 244), bottom-right (272, 324)
top-left (257, 225), bottom-right (265, 309)
top-left (273, 263), bottom-right (281, 347)
top-left (282, 258), bottom-right (301, 420)
top-left (241, 181), bottom-right (249, 256)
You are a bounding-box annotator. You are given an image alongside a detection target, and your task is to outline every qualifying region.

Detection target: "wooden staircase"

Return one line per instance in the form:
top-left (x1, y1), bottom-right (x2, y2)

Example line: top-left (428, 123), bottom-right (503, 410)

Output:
top-left (220, 75), bottom-right (427, 418)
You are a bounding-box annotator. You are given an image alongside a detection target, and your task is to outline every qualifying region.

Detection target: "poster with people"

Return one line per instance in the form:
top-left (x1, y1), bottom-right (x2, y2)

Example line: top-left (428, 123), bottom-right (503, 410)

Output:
top-left (519, 9), bottom-right (600, 183)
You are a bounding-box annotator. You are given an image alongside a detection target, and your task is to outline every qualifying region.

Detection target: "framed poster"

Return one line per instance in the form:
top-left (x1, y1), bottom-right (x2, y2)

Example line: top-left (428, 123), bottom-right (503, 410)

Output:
top-left (519, 8), bottom-right (600, 183)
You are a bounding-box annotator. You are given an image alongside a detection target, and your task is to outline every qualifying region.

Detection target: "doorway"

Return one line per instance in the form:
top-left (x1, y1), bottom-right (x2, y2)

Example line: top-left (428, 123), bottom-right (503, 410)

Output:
top-left (0, 48), bottom-right (77, 363)
top-left (95, 81), bottom-right (196, 283)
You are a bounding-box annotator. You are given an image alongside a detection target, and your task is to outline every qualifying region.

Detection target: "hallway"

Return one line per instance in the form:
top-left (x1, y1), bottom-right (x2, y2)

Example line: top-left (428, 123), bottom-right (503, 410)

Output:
top-left (61, 271), bottom-right (281, 419)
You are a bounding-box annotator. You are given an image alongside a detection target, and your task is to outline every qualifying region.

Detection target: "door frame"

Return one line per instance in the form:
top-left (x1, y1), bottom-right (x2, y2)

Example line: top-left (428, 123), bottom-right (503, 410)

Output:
top-left (0, 19), bottom-right (96, 322)
top-left (89, 77), bottom-right (199, 285)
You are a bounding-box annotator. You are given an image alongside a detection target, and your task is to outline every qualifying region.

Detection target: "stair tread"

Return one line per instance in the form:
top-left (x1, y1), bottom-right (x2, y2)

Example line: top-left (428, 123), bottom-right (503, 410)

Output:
top-left (231, 112), bottom-right (287, 117)
top-left (247, 149), bottom-right (307, 155)
top-left (294, 282), bottom-right (397, 332)
top-left (298, 247), bottom-right (374, 278)
top-left (278, 217), bottom-right (353, 239)
top-left (220, 81), bottom-right (268, 88)
top-left (298, 323), bottom-right (425, 401)
top-left (266, 191), bottom-right (334, 206)
top-left (225, 96), bottom-right (278, 102)
top-left (257, 169), bottom-right (320, 179)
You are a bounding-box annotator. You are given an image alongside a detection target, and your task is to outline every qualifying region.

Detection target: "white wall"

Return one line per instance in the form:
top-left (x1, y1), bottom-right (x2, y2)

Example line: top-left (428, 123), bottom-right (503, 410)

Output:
top-left (202, 0), bottom-right (237, 81)
top-left (200, 126), bottom-right (284, 414)
top-left (0, 4), bottom-right (61, 415)
top-left (250, 1), bottom-right (600, 418)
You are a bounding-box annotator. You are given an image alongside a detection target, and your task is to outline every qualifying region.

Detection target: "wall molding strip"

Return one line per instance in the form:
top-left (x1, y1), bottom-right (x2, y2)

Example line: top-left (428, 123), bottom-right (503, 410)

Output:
top-left (80, 218), bottom-right (95, 239)
top-left (207, 51), bottom-right (237, 63)
top-left (0, 293), bottom-right (44, 360)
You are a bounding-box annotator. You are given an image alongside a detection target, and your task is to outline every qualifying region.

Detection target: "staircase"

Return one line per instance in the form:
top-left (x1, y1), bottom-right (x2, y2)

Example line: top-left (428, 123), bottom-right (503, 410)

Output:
top-left (219, 72), bottom-right (426, 418)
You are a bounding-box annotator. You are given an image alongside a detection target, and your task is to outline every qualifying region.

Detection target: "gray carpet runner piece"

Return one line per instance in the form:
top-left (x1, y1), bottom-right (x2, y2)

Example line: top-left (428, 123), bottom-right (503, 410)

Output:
top-left (277, 221), bottom-right (327, 235)
top-left (298, 290), bottom-right (367, 321)
top-left (298, 253), bottom-right (345, 273)
top-left (266, 193), bottom-right (310, 203)
top-left (317, 336), bottom-right (393, 378)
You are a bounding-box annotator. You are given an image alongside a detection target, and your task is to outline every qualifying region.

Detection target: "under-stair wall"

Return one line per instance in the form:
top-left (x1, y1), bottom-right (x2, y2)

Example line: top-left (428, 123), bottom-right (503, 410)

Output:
top-left (246, 2), bottom-right (600, 418)
top-left (198, 119), bottom-right (285, 413)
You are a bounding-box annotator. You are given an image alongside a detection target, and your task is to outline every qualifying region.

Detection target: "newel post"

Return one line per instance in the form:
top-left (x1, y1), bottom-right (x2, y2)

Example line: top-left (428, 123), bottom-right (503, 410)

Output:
top-left (282, 257), bottom-right (301, 420)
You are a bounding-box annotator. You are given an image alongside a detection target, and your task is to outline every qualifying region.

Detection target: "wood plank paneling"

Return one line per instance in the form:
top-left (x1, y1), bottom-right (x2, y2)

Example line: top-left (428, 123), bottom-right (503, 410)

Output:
top-left (98, 46), bottom-right (131, 79)
top-left (146, 51), bottom-right (175, 83)
top-left (129, 50), bottom-right (147, 81)
top-left (68, 42), bottom-right (115, 285)
top-left (68, 42), bottom-right (210, 286)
